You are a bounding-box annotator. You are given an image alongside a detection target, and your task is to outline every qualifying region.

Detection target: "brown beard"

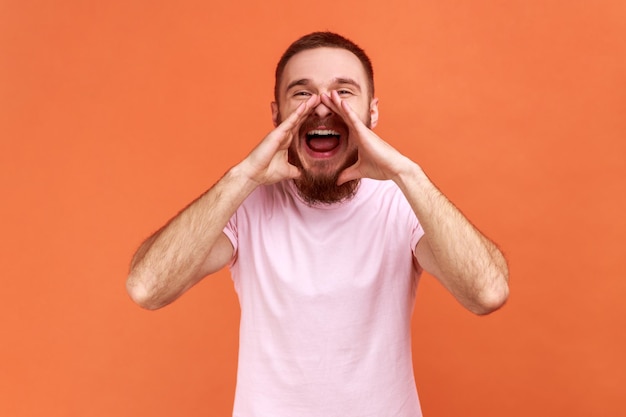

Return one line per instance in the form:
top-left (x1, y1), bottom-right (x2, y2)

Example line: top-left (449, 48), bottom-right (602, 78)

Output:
top-left (288, 147), bottom-right (359, 205)
top-left (277, 108), bottom-right (371, 205)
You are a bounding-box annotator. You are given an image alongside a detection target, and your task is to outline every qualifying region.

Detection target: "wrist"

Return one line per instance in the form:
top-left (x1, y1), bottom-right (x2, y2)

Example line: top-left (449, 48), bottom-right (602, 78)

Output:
top-left (226, 162), bottom-right (262, 194)
top-left (392, 158), bottom-right (427, 189)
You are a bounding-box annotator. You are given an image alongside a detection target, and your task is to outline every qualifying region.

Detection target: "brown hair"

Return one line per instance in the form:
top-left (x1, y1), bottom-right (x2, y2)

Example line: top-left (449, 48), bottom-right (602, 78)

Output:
top-left (274, 31), bottom-right (375, 102)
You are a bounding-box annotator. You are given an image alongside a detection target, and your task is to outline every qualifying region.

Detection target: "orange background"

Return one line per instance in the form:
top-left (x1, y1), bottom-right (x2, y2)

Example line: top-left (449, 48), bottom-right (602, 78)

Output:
top-left (1, 0), bottom-right (625, 416)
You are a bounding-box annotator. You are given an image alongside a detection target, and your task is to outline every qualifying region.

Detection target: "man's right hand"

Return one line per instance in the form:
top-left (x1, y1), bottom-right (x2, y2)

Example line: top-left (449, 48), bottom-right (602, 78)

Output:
top-left (237, 95), bottom-right (320, 186)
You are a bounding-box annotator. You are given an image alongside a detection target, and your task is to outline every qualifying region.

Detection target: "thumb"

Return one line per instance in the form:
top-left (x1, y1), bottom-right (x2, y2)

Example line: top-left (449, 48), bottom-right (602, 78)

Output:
top-left (285, 163), bottom-right (302, 180)
top-left (337, 163), bottom-right (361, 186)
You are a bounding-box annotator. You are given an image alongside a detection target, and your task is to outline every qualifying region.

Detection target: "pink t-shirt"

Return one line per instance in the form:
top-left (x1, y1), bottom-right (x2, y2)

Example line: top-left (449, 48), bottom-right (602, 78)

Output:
top-left (223, 178), bottom-right (424, 417)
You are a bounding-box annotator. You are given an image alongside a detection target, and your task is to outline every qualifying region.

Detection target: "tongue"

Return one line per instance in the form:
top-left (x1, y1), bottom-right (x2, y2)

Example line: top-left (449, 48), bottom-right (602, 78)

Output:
top-left (308, 137), bottom-right (339, 152)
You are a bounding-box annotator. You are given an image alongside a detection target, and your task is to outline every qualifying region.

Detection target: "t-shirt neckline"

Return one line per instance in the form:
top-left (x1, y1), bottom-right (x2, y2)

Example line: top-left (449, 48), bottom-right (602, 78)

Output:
top-left (286, 179), bottom-right (367, 210)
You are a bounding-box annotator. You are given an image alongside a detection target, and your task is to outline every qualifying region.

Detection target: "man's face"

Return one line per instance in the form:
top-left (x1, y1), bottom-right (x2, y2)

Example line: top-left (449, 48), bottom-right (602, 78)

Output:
top-left (272, 47), bottom-right (379, 204)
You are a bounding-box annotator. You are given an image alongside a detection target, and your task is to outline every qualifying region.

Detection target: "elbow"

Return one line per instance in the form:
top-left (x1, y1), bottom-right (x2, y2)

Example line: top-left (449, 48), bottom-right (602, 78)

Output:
top-left (470, 273), bottom-right (510, 316)
top-left (126, 271), bottom-right (166, 311)
top-left (472, 284), bottom-right (509, 315)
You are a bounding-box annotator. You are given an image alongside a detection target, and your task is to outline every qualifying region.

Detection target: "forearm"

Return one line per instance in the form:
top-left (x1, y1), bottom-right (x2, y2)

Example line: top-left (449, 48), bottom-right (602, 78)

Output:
top-left (126, 164), bottom-right (258, 309)
top-left (126, 96), bottom-right (319, 309)
top-left (394, 161), bottom-right (509, 314)
top-left (320, 92), bottom-right (508, 313)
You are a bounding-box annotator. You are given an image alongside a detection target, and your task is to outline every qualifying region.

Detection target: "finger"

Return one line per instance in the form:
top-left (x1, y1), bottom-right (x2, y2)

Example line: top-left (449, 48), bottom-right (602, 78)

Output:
top-left (322, 92), bottom-right (369, 138)
top-left (270, 96), bottom-right (319, 150)
top-left (290, 96), bottom-right (320, 137)
top-left (320, 92), bottom-right (344, 117)
top-left (334, 93), bottom-right (368, 132)
top-left (279, 95), bottom-right (319, 132)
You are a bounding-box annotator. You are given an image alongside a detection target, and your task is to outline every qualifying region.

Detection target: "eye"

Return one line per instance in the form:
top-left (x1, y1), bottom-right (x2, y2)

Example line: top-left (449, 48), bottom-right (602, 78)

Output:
top-left (293, 91), bottom-right (312, 97)
top-left (337, 89), bottom-right (354, 96)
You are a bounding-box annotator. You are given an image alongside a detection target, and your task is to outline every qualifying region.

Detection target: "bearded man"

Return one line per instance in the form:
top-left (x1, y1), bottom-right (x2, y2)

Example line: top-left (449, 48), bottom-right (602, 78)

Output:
top-left (127, 31), bottom-right (509, 417)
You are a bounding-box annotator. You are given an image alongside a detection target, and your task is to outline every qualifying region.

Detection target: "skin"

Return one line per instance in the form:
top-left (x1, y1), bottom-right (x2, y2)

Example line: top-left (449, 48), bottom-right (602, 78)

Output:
top-left (274, 49), bottom-right (374, 182)
top-left (274, 48), bottom-right (375, 204)
top-left (127, 47), bottom-right (509, 315)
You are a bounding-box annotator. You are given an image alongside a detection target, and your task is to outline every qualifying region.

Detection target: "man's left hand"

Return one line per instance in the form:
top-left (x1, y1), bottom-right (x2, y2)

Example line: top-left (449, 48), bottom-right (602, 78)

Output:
top-left (320, 91), bottom-right (414, 186)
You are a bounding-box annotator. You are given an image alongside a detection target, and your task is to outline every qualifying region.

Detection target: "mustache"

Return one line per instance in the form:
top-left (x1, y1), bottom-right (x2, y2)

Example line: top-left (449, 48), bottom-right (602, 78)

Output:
top-left (298, 115), bottom-right (348, 134)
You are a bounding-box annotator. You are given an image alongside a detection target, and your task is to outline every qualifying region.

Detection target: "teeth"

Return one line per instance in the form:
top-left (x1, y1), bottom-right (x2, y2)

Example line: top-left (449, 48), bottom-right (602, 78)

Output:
top-left (307, 129), bottom-right (340, 136)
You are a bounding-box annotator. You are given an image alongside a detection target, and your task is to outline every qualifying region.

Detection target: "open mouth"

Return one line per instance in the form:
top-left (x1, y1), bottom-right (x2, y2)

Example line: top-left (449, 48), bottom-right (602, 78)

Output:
top-left (306, 129), bottom-right (341, 153)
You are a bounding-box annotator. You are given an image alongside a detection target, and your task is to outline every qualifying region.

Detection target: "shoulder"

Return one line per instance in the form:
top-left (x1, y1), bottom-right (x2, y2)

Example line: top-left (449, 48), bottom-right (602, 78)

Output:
top-left (238, 181), bottom-right (297, 215)
top-left (360, 179), bottom-right (419, 222)
top-left (359, 179), bottom-right (407, 204)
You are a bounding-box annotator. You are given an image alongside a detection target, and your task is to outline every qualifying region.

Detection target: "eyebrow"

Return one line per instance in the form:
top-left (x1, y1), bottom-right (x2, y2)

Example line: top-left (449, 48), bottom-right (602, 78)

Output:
top-left (285, 77), bottom-right (363, 93)
top-left (334, 78), bottom-right (362, 92)
top-left (286, 79), bottom-right (311, 91)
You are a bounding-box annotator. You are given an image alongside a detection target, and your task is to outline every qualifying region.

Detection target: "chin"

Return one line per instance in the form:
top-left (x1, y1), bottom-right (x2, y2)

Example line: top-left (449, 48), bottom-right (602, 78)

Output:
top-left (289, 148), bottom-right (359, 205)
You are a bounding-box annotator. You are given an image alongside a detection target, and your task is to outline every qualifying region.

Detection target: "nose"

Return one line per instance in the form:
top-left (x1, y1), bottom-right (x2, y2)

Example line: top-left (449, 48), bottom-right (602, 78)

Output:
top-left (313, 101), bottom-right (333, 118)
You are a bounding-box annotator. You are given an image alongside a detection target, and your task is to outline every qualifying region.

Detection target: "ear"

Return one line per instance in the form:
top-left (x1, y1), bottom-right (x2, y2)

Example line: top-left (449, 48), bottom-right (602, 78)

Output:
top-left (369, 97), bottom-right (379, 129)
top-left (271, 102), bottom-right (279, 127)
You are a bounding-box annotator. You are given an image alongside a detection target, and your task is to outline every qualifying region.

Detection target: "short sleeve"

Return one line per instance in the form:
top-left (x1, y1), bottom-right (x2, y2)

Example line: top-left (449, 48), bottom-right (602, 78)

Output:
top-left (223, 211), bottom-right (239, 267)
top-left (410, 218), bottom-right (425, 256)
